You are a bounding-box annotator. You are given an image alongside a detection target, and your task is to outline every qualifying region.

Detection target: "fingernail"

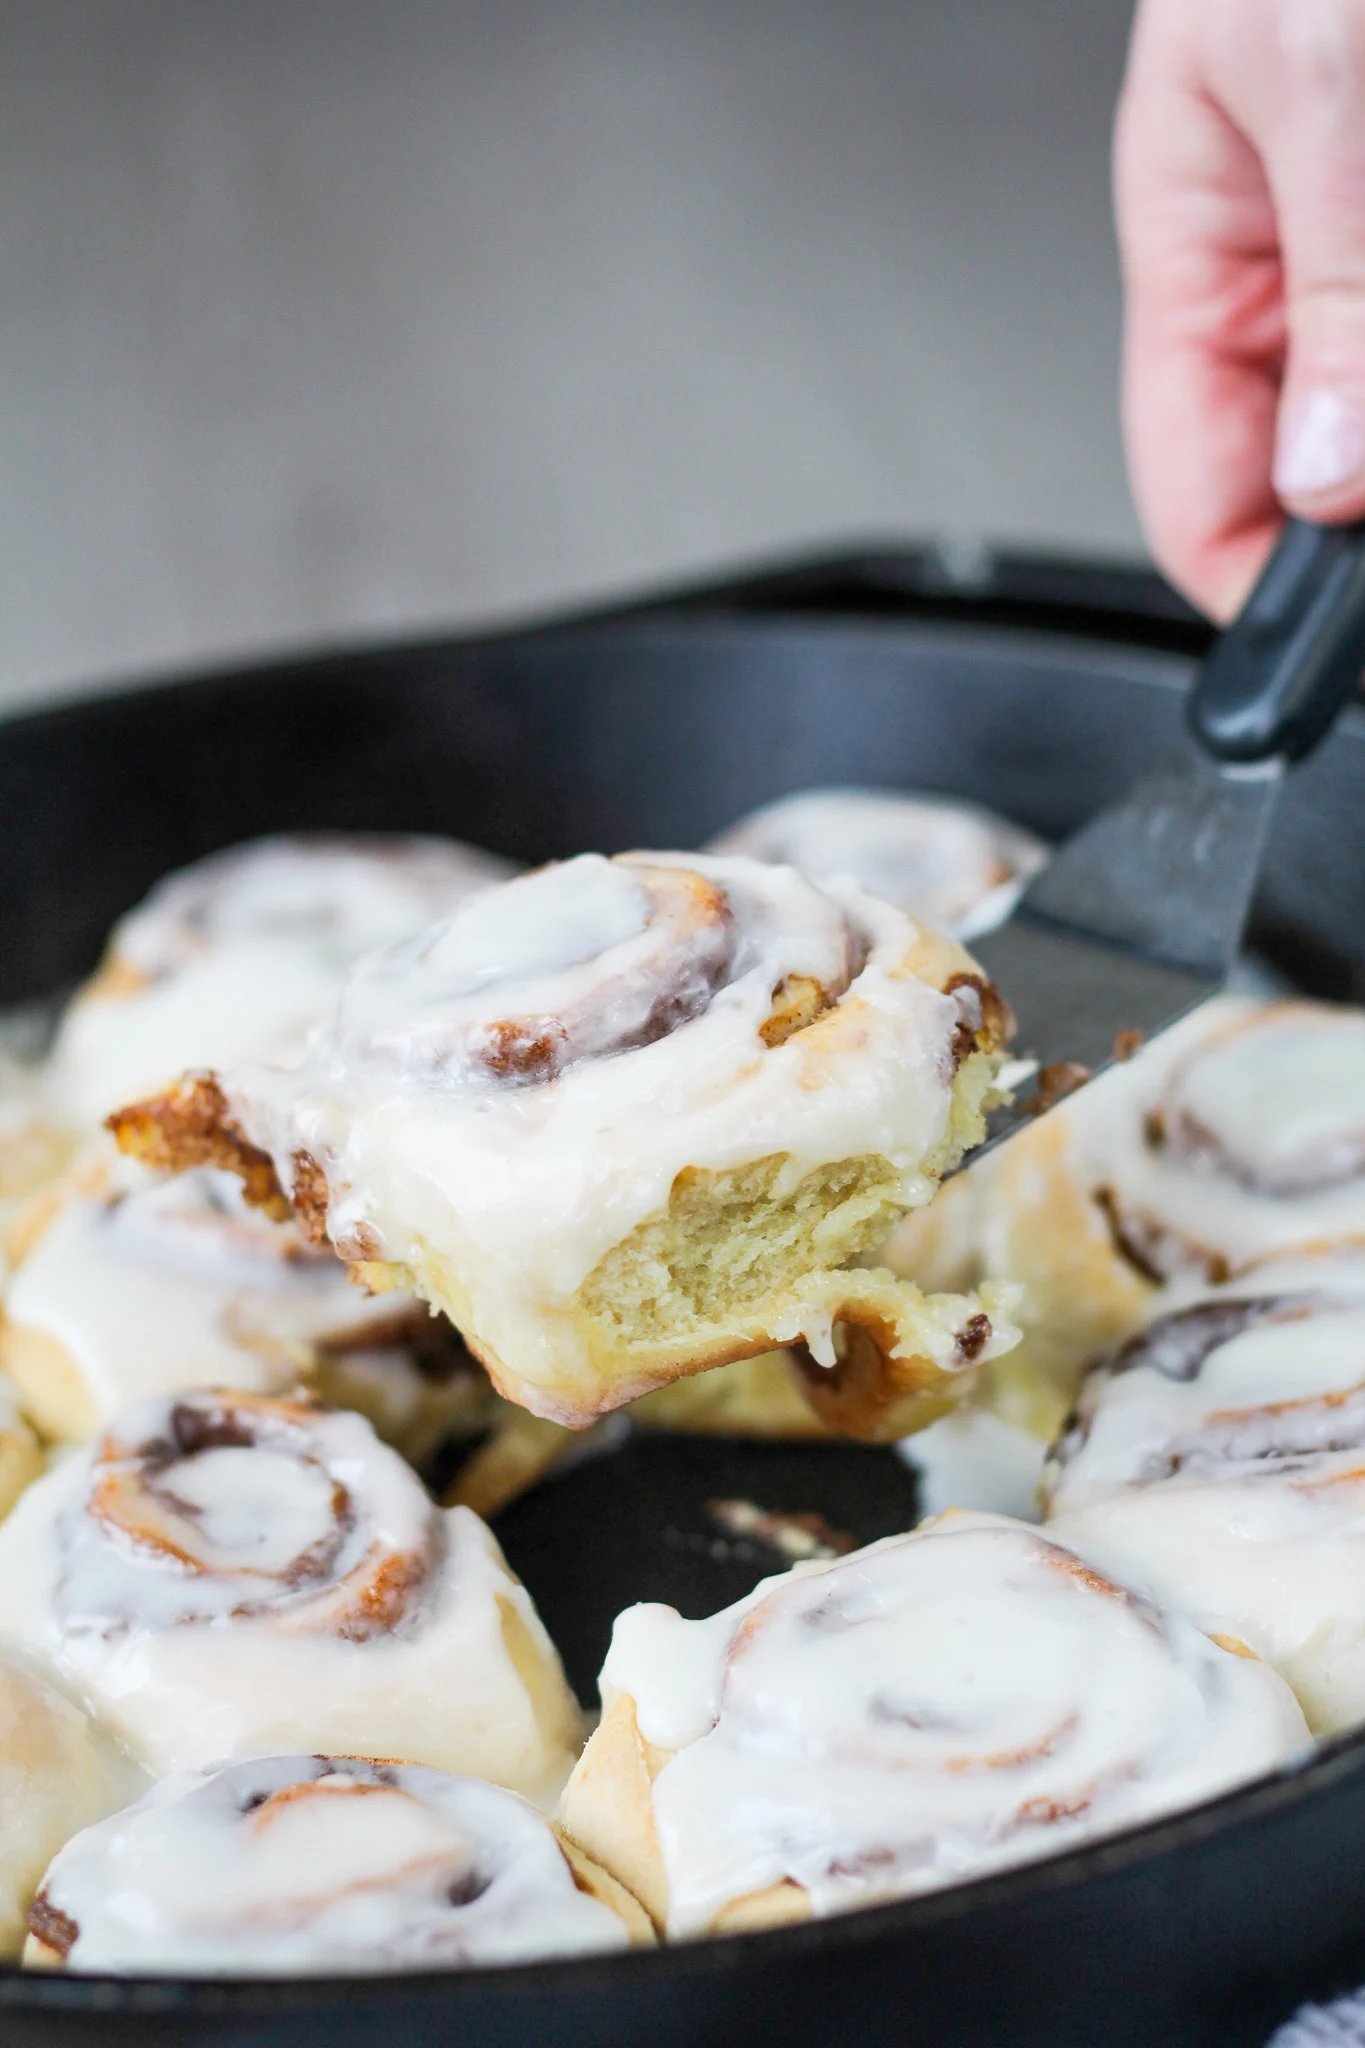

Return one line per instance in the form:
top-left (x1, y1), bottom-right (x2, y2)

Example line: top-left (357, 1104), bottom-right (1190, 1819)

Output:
top-left (1274, 387), bottom-right (1365, 496)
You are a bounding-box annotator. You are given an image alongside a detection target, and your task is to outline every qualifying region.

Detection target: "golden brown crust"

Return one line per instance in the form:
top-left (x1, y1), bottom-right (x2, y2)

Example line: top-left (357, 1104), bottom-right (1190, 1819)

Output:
top-left (560, 1694), bottom-right (672, 1930)
top-left (20, 1933), bottom-right (64, 1970)
top-left (789, 1288), bottom-right (985, 1443)
top-left (553, 1830), bottom-right (657, 1946)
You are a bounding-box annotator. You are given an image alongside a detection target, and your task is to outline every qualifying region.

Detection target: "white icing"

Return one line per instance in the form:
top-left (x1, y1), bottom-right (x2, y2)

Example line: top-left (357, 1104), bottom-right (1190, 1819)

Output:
top-left (227, 853), bottom-right (982, 1314)
top-left (707, 788), bottom-right (1046, 940)
top-left (0, 1392), bottom-right (578, 1799)
top-left (48, 834), bottom-right (513, 1126)
top-left (600, 1511), bottom-right (1307, 1934)
top-left (1045, 1277), bottom-right (1365, 1730)
top-left (898, 1408), bottom-right (1046, 1521)
top-left (37, 1756), bottom-right (627, 1974)
top-left (4, 1163), bottom-right (424, 1425)
top-left (1062, 998), bottom-right (1365, 1281)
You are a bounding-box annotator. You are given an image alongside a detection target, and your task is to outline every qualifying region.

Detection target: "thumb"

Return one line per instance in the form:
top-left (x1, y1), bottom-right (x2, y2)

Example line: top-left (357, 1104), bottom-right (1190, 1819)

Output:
top-left (1268, 40), bottom-right (1365, 522)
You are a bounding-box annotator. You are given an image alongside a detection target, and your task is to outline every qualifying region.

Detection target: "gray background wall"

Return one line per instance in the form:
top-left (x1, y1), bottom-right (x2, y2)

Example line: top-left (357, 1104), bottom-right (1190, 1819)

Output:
top-left (1, 0), bottom-right (1140, 712)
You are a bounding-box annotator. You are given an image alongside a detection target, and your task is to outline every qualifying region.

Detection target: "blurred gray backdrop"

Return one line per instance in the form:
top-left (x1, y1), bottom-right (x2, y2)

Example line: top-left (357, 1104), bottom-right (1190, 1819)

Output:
top-left (0, 0), bottom-right (1139, 710)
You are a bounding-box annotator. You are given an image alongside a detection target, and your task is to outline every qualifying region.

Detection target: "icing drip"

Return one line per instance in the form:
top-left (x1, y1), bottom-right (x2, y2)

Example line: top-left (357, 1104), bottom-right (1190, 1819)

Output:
top-left (707, 788), bottom-right (1046, 940)
top-left (600, 1511), bottom-right (1306, 1933)
top-left (31, 1757), bottom-right (628, 1974)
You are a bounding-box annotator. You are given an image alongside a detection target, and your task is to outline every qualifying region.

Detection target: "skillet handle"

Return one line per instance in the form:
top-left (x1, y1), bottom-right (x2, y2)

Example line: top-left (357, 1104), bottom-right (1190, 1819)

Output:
top-left (1189, 516), bottom-right (1365, 764)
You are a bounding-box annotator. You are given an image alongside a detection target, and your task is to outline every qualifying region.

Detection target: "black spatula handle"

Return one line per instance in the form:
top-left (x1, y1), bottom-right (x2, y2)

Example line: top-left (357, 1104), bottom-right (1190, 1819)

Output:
top-left (1188, 517), bottom-right (1365, 764)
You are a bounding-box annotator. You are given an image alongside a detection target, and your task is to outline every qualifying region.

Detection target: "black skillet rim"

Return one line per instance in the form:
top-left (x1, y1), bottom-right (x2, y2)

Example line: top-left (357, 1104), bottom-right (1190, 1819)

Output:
top-left (3, 538), bottom-right (1349, 2018)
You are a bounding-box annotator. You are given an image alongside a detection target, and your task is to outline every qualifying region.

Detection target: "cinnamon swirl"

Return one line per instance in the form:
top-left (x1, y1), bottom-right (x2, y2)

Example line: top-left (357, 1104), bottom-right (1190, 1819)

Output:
top-left (1046, 1262), bottom-right (1365, 1732)
top-left (25, 1755), bottom-right (651, 1974)
top-left (561, 1510), bottom-right (1306, 1936)
top-left (0, 1154), bottom-right (490, 1460)
top-left (109, 852), bottom-right (1019, 1436)
top-left (49, 833), bottom-right (514, 1128)
top-left (706, 788), bottom-right (1046, 941)
top-left (0, 1389), bottom-right (581, 1799)
top-left (0, 1648), bottom-right (140, 1959)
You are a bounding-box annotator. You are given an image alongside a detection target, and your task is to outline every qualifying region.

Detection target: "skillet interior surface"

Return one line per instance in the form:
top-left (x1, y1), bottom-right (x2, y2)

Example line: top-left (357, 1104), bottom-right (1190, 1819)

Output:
top-left (3, 556), bottom-right (1365, 2046)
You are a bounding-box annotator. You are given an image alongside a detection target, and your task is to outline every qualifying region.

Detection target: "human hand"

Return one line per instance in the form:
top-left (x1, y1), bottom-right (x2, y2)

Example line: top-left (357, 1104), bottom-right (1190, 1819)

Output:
top-left (1117, 0), bottom-right (1365, 619)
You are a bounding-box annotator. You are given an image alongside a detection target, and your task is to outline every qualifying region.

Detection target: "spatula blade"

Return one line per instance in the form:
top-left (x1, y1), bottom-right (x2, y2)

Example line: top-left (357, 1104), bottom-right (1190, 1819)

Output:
top-left (968, 747), bottom-right (1282, 1150)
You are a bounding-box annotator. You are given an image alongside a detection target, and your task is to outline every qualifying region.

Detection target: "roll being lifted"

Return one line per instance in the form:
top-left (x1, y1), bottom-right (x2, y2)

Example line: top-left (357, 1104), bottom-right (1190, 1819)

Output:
top-left (108, 852), bottom-right (1020, 1436)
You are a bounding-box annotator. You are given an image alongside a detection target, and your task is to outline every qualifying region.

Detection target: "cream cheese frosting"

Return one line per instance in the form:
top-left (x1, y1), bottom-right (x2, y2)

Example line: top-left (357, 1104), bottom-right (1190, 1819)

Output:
top-left (595, 1510), bottom-right (1307, 1934)
top-left (0, 1390), bottom-right (580, 1800)
top-left (706, 788), bottom-right (1046, 940)
top-left (29, 1756), bottom-right (631, 1974)
top-left (48, 834), bottom-right (515, 1126)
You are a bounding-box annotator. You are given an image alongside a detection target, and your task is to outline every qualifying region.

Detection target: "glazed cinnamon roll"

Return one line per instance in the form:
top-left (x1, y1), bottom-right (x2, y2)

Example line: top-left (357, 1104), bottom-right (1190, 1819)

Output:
top-left (706, 788), bottom-right (1046, 941)
top-left (0, 1648), bottom-right (140, 1959)
top-left (0, 1154), bottom-right (489, 1460)
top-left (25, 1755), bottom-right (651, 1975)
top-left (0, 1389), bottom-right (581, 1799)
top-left (561, 1509), bottom-right (1306, 1936)
top-left (109, 852), bottom-right (1020, 1436)
top-left (48, 833), bottom-right (514, 1128)
top-left (1045, 1262), bottom-right (1365, 1732)
top-left (884, 997), bottom-right (1365, 1444)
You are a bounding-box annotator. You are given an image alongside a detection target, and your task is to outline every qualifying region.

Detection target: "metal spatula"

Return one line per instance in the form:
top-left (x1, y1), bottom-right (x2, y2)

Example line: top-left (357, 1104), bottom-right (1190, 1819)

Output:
top-left (969, 517), bottom-right (1365, 1150)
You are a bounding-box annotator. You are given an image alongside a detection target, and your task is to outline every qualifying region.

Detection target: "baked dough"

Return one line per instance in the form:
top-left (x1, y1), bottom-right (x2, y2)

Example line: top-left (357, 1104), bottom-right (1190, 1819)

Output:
top-left (109, 853), bottom-right (1020, 1437)
top-left (0, 1389), bottom-right (581, 1802)
top-left (25, 1754), bottom-right (650, 1973)
top-left (562, 1510), bottom-right (1307, 1935)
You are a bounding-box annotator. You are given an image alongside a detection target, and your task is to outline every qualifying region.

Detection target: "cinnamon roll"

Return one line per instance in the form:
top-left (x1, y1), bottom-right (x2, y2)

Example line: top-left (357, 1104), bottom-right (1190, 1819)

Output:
top-left (1045, 1262), bottom-right (1365, 1732)
top-left (884, 997), bottom-right (1365, 1443)
top-left (49, 833), bottom-right (514, 1128)
top-left (561, 1510), bottom-right (1306, 1936)
top-left (0, 1648), bottom-right (140, 1959)
top-left (706, 788), bottom-right (1046, 941)
top-left (0, 1389), bottom-right (581, 1799)
top-left (25, 1755), bottom-right (651, 1974)
top-left (109, 852), bottom-right (1020, 1436)
top-left (0, 1155), bottom-right (489, 1462)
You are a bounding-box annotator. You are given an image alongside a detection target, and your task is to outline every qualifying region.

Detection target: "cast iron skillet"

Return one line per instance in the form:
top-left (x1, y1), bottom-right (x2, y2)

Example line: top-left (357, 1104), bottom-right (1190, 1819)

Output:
top-left (2, 547), bottom-right (1363, 2048)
